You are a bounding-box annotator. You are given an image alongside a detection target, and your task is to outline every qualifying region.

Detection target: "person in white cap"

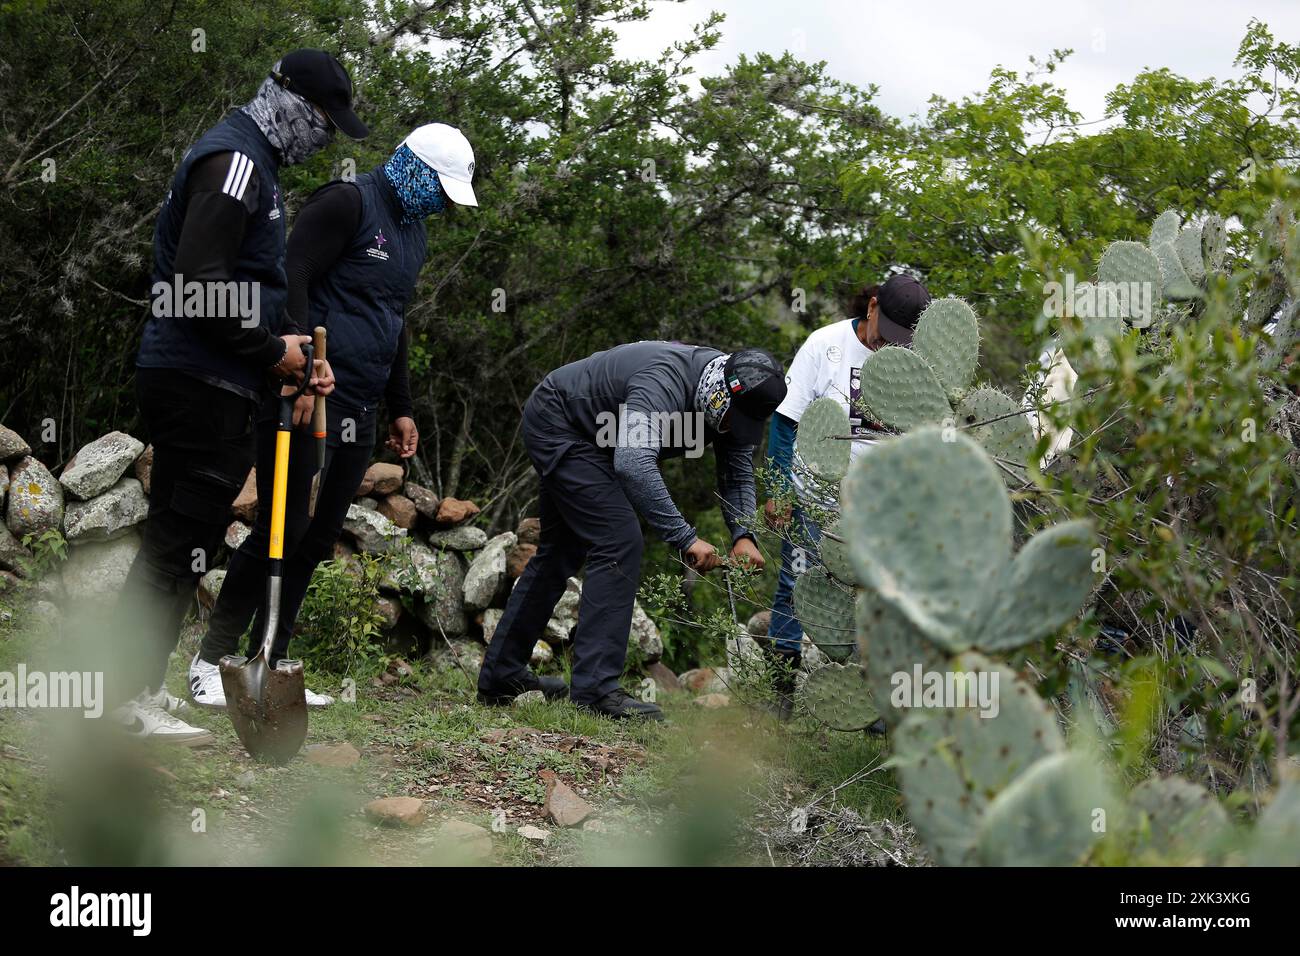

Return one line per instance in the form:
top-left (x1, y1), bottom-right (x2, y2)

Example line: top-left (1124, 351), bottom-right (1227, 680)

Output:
top-left (187, 124), bottom-right (478, 710)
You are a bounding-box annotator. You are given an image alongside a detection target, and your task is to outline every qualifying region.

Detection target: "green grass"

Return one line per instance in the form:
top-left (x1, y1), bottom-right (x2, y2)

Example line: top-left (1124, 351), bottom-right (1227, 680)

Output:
top-left (0, 588), bottom-right (905, 867)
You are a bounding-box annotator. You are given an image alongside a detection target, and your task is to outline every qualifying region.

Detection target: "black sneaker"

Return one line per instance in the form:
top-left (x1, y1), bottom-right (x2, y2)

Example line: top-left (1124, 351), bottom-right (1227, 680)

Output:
top-left (580, 688), bottom-right (665, 721)
top-left (477, 670), bottom-right (569, 706)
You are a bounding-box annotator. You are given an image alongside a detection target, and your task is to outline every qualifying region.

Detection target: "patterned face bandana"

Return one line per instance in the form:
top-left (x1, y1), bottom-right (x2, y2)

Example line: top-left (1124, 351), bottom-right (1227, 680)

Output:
top-left (694, 354), bottom-right (732, 432)
top-left (382, 144), bottom-right (448, 223)
top-left (240, 66), bottom-right (335, 166)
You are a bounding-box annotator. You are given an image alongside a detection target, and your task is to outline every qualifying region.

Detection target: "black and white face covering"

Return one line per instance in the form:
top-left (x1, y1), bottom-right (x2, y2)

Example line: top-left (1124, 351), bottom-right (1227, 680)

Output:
top-left (240, 65), bottom-right (335, 166)
top-left (694, 354), bottom-right (732, 432)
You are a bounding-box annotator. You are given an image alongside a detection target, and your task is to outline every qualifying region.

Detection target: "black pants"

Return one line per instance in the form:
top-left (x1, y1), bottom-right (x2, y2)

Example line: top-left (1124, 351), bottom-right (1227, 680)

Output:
top-left (478, 397), bottom-right (643, 705)
top-left (117, 368), bottom-right (259, 694)
top-left (198, 399), bottom-right (376, 667)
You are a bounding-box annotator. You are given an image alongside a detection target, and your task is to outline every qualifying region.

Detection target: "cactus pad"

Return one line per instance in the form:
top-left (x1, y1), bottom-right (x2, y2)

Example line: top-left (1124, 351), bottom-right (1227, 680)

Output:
top-left (801, 662), bottom-right (878, 731)
top-left (856, 346), bottom-right (951, 432)
top-left (1245, 777), bottom-right (1300, 866)
top-left (841, 428), bottom-right (1011, 649)
top-left (954, 388), bottom-right (1035, 479)
top-left (795, 397), bottom-right (851, 482)
top-left (1175, 222), bottom-right (1208, 284)
top-left (1201, 213), bottom-right (1227, 273)
top-left (892, 652), bottom-right (1064, 865)
top-left (818, 521), bottom-right (859, 586)
top-left (974, 519), bottom-right (1096, 652)
top-left (910, 298), bottom-right (980, 400)
top-left (1129, 775), bottom-right (1231, 863)
top-left (1149, 208), bottom-right (1181, 247)
top-left (1153, 240), bottom-right (1197, 300)
top-left (856, 589), bottom-right (948, 726)
top-left (1097, 240), bottom-right (1163, 325)
top-left (975, 751), bottom-right (1116, 866)
top-left (793, 568), bottom-right (857, 662)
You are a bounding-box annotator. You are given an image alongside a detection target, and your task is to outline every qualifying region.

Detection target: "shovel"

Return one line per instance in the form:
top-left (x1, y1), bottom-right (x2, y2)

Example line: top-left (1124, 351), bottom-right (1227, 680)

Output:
top-left (220, 341), bottom-right (314, 764)
top-left (307, 325), bottom-right (327, 518)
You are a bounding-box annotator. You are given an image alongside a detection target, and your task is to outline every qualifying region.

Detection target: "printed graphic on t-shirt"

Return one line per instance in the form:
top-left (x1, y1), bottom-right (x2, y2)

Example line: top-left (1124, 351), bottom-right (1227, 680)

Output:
top-left (847, 366), bottom-right (865, 435)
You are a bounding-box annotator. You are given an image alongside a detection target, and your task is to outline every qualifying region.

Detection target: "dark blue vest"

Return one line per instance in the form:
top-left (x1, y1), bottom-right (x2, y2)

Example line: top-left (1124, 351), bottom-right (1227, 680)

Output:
top-left (308, 169), bottom-right (427, 413)
top-left (138, 110), bottom-right (287, 397)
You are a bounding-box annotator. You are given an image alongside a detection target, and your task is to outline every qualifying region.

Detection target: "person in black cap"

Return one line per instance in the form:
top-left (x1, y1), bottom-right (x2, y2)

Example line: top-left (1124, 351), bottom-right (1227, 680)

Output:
top-left (762, 273), bottom-right (930, 719)
top-left (113, 50), bottom-right (367, 744)
top-left (477, 341), bottom-right (787, 720)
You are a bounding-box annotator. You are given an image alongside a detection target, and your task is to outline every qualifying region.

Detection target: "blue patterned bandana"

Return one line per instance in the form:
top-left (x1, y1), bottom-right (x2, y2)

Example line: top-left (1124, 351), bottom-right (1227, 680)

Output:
top-left (383, 144), bottom-right (448, 223)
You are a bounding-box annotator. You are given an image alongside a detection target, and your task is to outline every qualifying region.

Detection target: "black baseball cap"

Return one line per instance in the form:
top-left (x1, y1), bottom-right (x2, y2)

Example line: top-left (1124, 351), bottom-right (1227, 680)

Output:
top-left (723, 349), bottom-right (787, 444)
top-left (271, 49), bottom-right (368, 139)
top-left (876, 274), bottom-right (932, 345)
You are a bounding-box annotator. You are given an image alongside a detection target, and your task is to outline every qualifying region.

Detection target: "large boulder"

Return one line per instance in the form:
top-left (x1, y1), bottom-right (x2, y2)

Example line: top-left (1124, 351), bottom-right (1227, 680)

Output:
top-left (377, 493), bottom-right (417, 530)
top-left (434, 497), bottom-right (479, 527)
top-left (364, 462), bottom-right (405, 497)
top-left (63, 478), bottom-right (148, 542)
top-left (506, 542), bottom-right (536, 578)
top-left (6, 456), bottom-right (64, 538)
top-left (1, 463), bottom-right (8, 511)
top-left (231, 468), bottom-right (258, 522)
top-left (58, 431), bottom-right (144, 500)
top-left (630, 600), bottom-right (663, 663)
top-left (463, 532), bottom-right (516, 612)
top-left (515, 517), bottom-right (541, 546)
top-left (427, 525), bottom-right (487, 552)
top-left (133, 444), bottom-right (153, 494)
top-left (403, 481), bottom-right (439, 521)
top-left (343, 504), bottom-right (407, 553)
top-left (391, 543), bottom-right (467, 636)
top-left (0, 522), bottom-right (30, 573)
top-left (0, 425), bottom-right (31, 462)
top-left (61, 531), bottom-right (140, 601)
top-left (544, 577), bottom-right (583, 645)
top-left (196, 567), bottom-right (226, 611)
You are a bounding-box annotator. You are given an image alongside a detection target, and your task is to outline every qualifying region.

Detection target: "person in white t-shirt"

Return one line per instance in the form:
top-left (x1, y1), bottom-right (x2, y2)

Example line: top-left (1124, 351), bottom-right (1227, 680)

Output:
top-left (762, 274), bottom-right (932, 718)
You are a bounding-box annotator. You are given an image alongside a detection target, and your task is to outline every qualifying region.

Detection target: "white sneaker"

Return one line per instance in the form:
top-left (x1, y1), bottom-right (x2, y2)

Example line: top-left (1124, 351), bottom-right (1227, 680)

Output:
top-left (304, 686), bottom-right (334, 708)
top-left (188, 654), bottom-right (227, 710)
top-left (144, 685), bottom-right (189, 714)
top-left (113, 693), bottom-right (214, 746)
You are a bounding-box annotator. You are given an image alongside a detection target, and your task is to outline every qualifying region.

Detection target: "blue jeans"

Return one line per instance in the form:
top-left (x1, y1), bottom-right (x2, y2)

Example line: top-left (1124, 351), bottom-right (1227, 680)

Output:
top-left (767, 507), bottom-right (822, 655)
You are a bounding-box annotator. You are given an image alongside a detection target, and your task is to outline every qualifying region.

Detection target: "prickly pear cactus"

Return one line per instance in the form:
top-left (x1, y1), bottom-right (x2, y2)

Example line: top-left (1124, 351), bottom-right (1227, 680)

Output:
top-left (1244, 776), bottom-right (1300, 866)
top-left (856, 588), bottom-right (947, 726)
top-left (794, 397), bottom-right (851, 482)
top-left (954, 387), bottom-right (1035, 478)
top-left (891, 652), bottom-right (1065, 865)
top-left (841, 428), bottom-right (1013, 651)
top-left (1175, 222), bottom-right (1208, 284)
top-left (1149, 208), bottom-right (1181, 247)
top-left (801, 662), bottom-right (878, 731)
top-left (817, 521), bottom-right (858, 586)
top-left (855, 346), bottom-right (951, 432)
top-left (910, 297), bottom-right (980, 401)
top-left (1097, 240), bottom-right (1163, 322)
top-left (1129, 775), bottom-right (1232, 863)
top-left (975, 751), bottom-right (1118, 866)
top-left (792, 568), bottom-right (857, 662)
top-left (1201, 213), bottom-right (1227, 273)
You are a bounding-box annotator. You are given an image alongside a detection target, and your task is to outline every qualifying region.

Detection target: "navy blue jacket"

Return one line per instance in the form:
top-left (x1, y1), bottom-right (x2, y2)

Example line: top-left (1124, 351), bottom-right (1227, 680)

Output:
top-left (138, 110), bottom-right (288, 398)
top-left (306, 169), bottom-right (427, 414)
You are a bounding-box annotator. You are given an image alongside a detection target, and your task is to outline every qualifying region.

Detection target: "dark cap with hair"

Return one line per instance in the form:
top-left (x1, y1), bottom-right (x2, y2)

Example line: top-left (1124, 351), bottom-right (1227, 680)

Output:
top-left (876, 274), bottom-right (932, 345)
top-left (723, 349), bottom-right (787, 445)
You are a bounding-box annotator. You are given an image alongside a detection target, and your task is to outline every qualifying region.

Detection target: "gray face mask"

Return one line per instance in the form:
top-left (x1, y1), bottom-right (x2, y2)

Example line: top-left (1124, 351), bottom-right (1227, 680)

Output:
top-left (240, 67), bottom-right (334, 166)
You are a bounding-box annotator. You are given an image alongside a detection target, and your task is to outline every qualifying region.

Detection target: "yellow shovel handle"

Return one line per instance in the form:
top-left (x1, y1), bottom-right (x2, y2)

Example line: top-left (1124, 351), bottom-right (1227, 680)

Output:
top-left (269, 428), bottom-right (291, 560)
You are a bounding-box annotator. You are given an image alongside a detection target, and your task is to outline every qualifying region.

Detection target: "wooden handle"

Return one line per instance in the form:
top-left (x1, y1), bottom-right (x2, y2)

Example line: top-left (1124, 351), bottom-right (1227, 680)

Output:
top-left (311, 326), bottom-right (327, 438)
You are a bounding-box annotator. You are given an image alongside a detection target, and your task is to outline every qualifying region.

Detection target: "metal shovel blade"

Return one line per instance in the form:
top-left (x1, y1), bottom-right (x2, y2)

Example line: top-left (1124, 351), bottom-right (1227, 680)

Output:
top-left (219, 653), bottom-right (308, 764)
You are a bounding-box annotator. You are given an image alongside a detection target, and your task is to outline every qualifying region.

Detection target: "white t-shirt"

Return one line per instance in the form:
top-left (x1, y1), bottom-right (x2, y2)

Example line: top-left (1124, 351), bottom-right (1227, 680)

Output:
top-left (778, 318), bottom-right (878, 497)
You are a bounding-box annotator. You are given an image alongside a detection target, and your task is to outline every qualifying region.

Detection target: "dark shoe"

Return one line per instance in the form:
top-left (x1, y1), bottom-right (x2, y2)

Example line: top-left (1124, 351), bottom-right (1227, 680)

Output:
top-left (580, 688), bottom-right (665, 721)
top-left (477, 670), bottom-right (569, 706)
top-left (866, 717), bottom-right (887, 736)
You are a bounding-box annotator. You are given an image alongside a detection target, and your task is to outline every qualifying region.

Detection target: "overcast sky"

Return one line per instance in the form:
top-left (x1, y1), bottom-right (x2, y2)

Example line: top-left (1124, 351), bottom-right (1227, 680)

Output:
top-left (613, 1), bottom-right (1300, 122)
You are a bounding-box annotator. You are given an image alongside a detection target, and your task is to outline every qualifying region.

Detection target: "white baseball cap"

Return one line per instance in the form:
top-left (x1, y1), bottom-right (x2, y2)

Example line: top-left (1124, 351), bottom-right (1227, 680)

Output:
top-left (402, 123), bottom-right (477, 207)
